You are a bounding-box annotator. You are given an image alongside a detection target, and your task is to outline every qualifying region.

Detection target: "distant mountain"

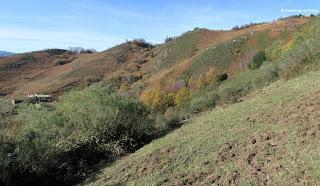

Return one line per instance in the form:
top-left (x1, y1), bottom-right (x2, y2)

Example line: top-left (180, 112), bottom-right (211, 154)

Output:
top-left (0, 51), bottom-right (15, 57)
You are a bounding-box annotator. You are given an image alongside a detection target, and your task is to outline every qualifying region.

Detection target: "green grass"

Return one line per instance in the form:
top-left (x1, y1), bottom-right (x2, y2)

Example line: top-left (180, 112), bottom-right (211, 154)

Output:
top-left (188, 35), bottom-right (249, 74)
top-left (84, 70), bottom-right (320, 185)
top-left (155, 29), bottom-right (203, 70)
top-left (216, 61), bottom-right (279, 102)
top-left (255, 30), bottom-right (271, 49)
top-left (186, 28), bottom-right (292, 76)
top-left (0, 97), bottom-right (12, 114)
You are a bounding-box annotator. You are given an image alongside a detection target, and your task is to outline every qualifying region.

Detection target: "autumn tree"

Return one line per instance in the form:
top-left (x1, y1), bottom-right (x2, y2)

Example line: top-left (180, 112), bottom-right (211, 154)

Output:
top-left (175, 87), bottom-right (191, 107)
top-left (141, 89), bottom-right (175, 113)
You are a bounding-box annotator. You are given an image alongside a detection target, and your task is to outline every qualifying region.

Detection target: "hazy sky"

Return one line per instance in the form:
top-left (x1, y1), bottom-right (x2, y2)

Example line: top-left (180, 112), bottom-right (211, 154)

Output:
top-left (0, 0), bottom-right (319, 53)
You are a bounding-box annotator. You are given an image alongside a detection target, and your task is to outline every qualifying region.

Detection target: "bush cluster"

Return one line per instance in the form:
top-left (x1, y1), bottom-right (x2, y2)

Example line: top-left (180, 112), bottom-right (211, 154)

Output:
top-left (232, 22), bottom-right (264, 30)
top-left (280, 17), bottom-right (320, 79)
top-left (249, 51), bottom-right (267, 69)
top-left (141, 90), bottom-right (175, 113)
top-left (0, 86), bottom-right (153, 185)
top-left (54, 58), bottom-right (72, 66)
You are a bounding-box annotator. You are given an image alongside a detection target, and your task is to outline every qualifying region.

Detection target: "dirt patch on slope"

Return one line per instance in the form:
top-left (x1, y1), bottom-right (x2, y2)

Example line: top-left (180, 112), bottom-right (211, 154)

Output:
top-left (236, 132), bottom-right (285, 185)
top-left (258, 91), bottom-right (320, 127)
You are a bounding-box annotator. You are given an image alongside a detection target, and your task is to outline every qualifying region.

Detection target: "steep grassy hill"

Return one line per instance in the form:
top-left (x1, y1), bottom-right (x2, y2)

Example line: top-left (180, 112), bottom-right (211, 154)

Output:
top-left (84, 70), bottom-right (320, 185)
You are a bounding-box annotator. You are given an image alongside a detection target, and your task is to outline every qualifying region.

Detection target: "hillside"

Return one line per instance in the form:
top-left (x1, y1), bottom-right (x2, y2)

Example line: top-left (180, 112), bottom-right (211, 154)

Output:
top-left (139, 17), bottom-right (308, 93)
top-left (80, 16), bottom-right (320, 185)
top-left (84, 70), bottom-right (320, 185)
top-left (1, 15), bottom-right (319, 185)
top-left (0, 17), bottom-right (309, 100)
top-left (0, 49), bottom-right (76, 97)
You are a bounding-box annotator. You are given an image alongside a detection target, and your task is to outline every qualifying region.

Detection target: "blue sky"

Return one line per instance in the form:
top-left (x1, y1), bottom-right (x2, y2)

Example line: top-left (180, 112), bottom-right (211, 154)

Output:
top-left (0, 0), bottom-right (319, 53)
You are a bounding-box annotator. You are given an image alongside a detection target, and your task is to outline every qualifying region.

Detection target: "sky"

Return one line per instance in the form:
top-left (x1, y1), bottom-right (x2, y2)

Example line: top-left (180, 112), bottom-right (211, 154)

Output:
top-left (0, 0), bottom-right (319, 53)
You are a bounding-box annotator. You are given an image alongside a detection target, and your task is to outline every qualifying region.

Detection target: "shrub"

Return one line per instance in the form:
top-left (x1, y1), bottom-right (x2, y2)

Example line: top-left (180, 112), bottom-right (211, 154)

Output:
top-left (205, 67), bottom-right (219, 84)
top-left (141, 90), bottom-right (175, 113)
top-left (165, 36), bottom-right (175, 43)
top-left (118, 82), bottom-right (130, 95)
top-left (171, 80), bottom-right (186, 92)
top-left (266, 40), bottom-right (283, 60)
top-left (217, 61), bottom-right (279, 103)
top-left (164, 107), bottom-right (185, 128)
top-left (232, 22), bottom-right (262, 30)
top-left (216, 73), bottom-right (228, 82)
top-left (188, 92), bottom-right (219, 112)
top-left (54, 58), bottom-right (71, 66)
top-left (188, 68), bottom-right (226, 90)
top-left (175, 88), bottom-right (191, 108)
top-left (132, 39), bottom-right (152, 48)
top-left (0, 98), bottom-right (13, 115)
top-left (80, 49), bottom-right (97, 53)
top-left (278, 17), bottom-right (320, 79)
top-left (280, 40), bottom-right (320, 79)
top-left (68, 47), bottom-right (96, 54)
top-left (45, 49), bottom-right (68, 55)
top-left (7, 55), bottom-right (36, 68)
top-left (1, 86), bottom-right (152, 185)
top-left (232, 25), bottom-right (240, 30)
top-left (153, 113), bottom-right (168, 131)
top-left (198, 74), bottom-right (208, 89)
top-left (249, 51), bottom-right (267, 69)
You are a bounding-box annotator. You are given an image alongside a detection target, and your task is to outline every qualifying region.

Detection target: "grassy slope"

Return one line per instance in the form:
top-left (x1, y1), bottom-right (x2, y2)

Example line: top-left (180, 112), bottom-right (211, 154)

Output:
top-left (0, 18), bottom-right (309, 99)
top-left (84, 70), bottom-right (320, 185)
top-left (140, 18), bottom-right (309, 93)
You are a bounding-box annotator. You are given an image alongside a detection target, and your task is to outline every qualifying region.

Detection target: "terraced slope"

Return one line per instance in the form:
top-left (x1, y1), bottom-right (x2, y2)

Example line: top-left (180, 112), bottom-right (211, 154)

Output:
top-left (84, 70), bottom-right (320, 185)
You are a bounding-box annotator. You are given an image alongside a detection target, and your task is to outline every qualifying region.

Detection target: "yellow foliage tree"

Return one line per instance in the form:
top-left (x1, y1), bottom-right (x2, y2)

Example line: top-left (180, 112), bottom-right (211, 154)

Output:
top-left (175, 87), bottom-right (191, 107)
top-left (141, 89), bottom-right (175, 113)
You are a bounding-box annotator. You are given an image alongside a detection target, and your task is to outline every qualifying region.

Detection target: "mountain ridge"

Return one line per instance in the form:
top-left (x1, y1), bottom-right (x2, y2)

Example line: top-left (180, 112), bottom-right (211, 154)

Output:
top-left (0, 51), bottom-right (15, 57)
